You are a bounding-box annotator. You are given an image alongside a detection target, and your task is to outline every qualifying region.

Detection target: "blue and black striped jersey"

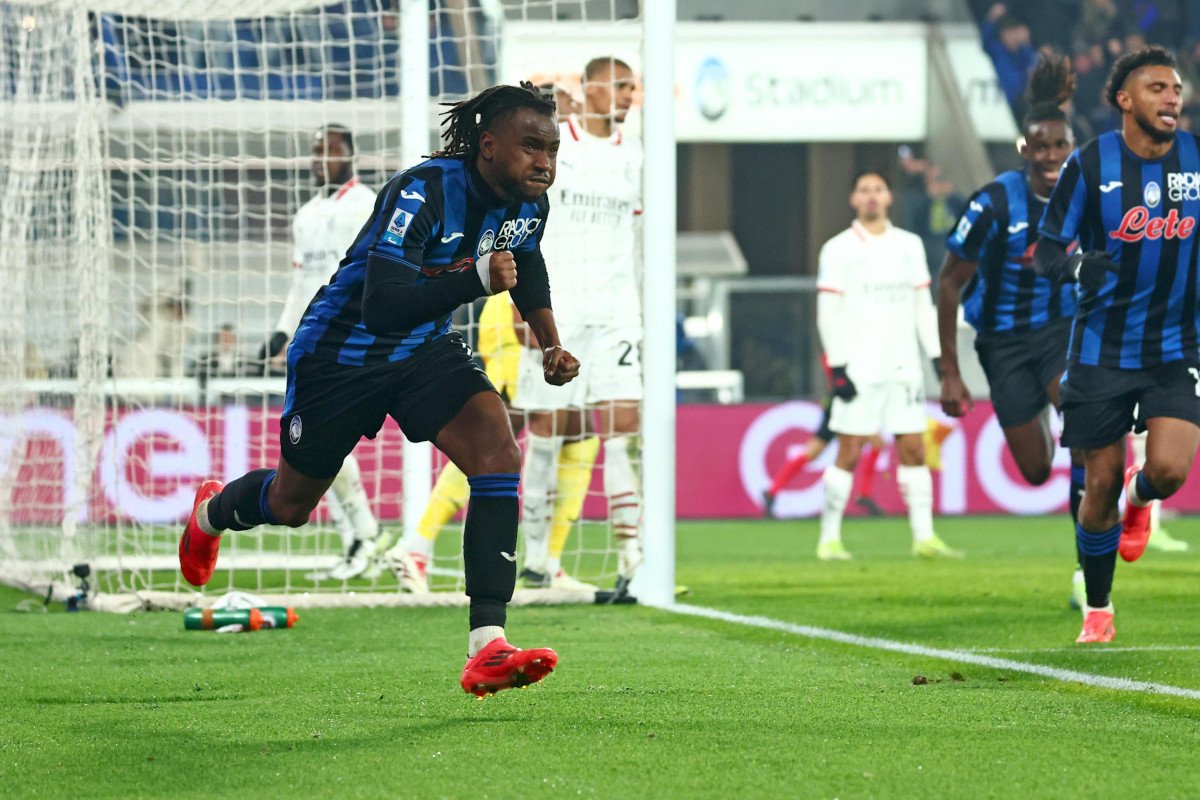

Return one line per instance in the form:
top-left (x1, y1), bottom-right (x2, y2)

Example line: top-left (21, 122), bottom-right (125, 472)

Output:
top-left (1040, 130), bottom-right (1200, 369)
top-left (292, 157), bottom-right (550, 366)
top-left (946, 169), bottom-right (1077, 337)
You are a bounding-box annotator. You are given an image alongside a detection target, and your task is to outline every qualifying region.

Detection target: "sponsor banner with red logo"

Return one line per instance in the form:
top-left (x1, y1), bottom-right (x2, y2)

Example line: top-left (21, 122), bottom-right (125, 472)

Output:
top-left (7, 401), bottom-right (1200, 524)
top-left (677, 400), bottom-right (1200, 518)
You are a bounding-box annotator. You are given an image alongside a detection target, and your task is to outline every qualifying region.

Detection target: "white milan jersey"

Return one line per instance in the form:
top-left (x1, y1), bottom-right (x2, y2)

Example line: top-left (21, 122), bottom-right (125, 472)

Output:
top-left (275, 177), bottom-right (377, 336)
top-left (540, 115), bottom-right (642, 324)
top-left (816, 221), bottom-right (937, 385)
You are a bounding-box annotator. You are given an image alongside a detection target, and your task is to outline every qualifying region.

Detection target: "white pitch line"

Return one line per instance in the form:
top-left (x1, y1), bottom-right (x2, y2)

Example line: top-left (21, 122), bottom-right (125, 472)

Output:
top-left (967, 645), bottom-right (1200, 655)
top-left (661, 603), bottom-right (1200, 701)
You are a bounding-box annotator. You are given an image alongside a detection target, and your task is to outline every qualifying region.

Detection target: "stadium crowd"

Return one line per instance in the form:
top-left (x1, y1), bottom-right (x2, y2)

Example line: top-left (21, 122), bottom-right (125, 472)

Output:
top-left (976, 0), bottom-right (1200, 135)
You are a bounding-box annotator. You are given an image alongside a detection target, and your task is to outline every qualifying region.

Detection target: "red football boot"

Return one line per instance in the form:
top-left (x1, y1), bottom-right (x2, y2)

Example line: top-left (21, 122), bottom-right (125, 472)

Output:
top-left (1119, 466), bottom-right (1152, 563)
top-left (1075, 609), bottom-right (1115, 643)
top-left (460, 637), bottom-right (558, 697)
top-left (179, 480), bottom-right (224, 587)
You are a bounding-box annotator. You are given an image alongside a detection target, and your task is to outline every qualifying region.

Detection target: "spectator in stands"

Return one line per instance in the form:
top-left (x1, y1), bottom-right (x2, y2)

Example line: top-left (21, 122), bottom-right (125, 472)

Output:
top-left (194, 324), bottom-right (242, 380)
top-left (897, 147), bottom-right (965, 280)
top-left (1076, 0), bottom-right (1120, 47)
top-left (982, 3), bottom-right (1039, 113)
top-left (114, 291), bottom-right (191, 380)
top-left (906, 164), bottom-right (966, 283)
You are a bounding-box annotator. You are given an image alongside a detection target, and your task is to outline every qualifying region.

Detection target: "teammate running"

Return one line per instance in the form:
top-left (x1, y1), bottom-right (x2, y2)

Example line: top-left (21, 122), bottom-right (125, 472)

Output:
top-left (938, 56), bottom-right (1088, 608)
top-left (815, 171), bottom-right (962, 561)
top-left (1035, 47), bottom-right (1200, 643)
top-left (179, 83), bottom-right (581, 694)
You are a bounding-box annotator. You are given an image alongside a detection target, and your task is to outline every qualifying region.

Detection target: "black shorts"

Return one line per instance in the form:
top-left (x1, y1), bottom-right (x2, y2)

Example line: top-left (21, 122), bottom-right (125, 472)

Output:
top-left (1059, 362), bottom-right (1200, 450)
top-left (280, 332), bottom-right (496, 479)
top-left (974, 320), bottom-right (1071, 429)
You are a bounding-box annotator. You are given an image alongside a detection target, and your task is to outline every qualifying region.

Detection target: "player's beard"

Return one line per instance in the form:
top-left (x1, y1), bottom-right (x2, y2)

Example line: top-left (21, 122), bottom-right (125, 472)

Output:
top-left (1134, 109), bottom-right (1175, 144)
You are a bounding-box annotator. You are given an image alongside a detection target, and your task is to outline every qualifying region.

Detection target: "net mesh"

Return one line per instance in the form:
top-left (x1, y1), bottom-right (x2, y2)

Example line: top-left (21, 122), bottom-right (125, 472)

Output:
top-left (0, 0), bottom-right (644, 608)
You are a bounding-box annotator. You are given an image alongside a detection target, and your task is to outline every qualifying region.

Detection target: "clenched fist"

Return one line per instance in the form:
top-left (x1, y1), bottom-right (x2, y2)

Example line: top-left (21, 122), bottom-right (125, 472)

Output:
top-left (475, 250), bottom-right (517, 295)
top-left (542, 345), bottom-right (580, 386)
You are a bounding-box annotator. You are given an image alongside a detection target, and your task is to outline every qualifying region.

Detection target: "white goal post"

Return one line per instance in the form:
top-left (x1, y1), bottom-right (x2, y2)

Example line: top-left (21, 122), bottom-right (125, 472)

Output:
top-left (0, 0), bottom-right (675, 611)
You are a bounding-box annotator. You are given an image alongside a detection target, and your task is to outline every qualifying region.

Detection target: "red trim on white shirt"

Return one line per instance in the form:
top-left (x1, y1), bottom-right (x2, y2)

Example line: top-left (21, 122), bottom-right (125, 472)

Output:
top-left (333, 176), bottom-right (360, 201)
top-left (566, 114), bottom-right (623, 145)
top-left (850, 219), bottom-right (896, 242)
top-left (816, 285), bottom-right (843, 294)
top-left (914, 280), bottom-right (931, 290)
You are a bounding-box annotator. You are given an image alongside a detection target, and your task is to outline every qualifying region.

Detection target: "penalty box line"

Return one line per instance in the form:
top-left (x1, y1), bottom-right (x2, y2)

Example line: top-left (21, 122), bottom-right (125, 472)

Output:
top-left (660, 602), bottom-right (1200, 701)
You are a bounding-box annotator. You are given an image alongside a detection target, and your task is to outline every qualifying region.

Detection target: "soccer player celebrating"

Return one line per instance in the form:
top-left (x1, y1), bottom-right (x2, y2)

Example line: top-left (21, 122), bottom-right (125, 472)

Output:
top-left (815, 171), bottom-right (961, 561)
top-left (1035, 47), bottom-right (1200, 643)
top-left (179, 83), bottom-right (580, 695)
top-left (513, 57), bottom-right (643, 592)
top-left (938, 56), bottom-right (1088, 607)
top-left (265, 124), bottom-right (384, 581)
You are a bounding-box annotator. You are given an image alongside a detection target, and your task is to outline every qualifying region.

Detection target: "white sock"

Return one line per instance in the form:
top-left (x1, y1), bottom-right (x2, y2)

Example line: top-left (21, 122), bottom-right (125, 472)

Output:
top-left (819, 465), bottom-right (853, 546)
top-left (604, 435), bottom-right (642, 542)
top-left (1130, 431), bottom-right (1147, 465)
top-left (323, 491), bottom-right (355, 552)
top-left (1150, 498), bottom-right (1162, 534)
top-left (546, 556), bottom-right (562, 576)
top-left (521, 434), bottom-right (563, 573)
top-left (469, 625), bottom-right (505, 657)
top-left (397, 532), bottom-right (432, 560)
top-left (330, 455), bottom-right (379, 547)
top-left (1126, 469), bottom-right (1153, 508)
top-left (898, 464), bottom-right (935, 543)
top-left (195, 498), bottom-right (220, 537)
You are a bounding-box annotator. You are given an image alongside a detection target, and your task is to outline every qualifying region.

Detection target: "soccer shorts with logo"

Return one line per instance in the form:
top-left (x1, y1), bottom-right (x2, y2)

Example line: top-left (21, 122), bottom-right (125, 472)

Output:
top-left (1060, 362), bottom-right (1200, 450)
top-left (975, 319), bottom-right (1071, 429)
top-left (280, 332), bottom-right (495, 479)
top-left (828, 380), bottom-right (926, 437)
top-left (512, 322), bottom-right (642, 411)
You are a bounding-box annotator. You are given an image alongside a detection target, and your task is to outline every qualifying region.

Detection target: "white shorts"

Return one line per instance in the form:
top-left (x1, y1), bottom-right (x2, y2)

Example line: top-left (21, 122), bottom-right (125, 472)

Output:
top-left (513, 322), bottom-right (643, 411)
top-left (828, 380), bottom-right (925, 436)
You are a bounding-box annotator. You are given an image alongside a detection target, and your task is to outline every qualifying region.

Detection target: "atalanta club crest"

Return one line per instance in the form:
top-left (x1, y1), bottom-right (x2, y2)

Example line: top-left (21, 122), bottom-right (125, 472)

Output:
top-left (289, 415), bottom-right (303, 445)
top-left (1144, 180), bottom-right (1161, 208)
top-left (477, 229), bottom-right (495, 256)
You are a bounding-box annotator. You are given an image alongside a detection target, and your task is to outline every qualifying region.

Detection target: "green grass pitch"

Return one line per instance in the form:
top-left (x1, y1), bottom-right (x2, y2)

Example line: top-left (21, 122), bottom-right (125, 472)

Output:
top-left (3, 515), bottom-right (1200, 799)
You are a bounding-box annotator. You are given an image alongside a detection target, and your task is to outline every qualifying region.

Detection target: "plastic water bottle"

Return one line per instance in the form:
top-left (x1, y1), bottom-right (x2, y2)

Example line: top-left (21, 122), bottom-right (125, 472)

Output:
top-left (257, 607), bottom-right (299, 629)
top-left (183, 607), bottom-right (264, 631)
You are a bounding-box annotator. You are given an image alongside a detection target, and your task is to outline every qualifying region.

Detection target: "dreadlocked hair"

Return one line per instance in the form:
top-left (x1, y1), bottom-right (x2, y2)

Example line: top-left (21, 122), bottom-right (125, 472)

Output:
top-left (430, 81), bottom-right (556, 159)
top-left (1105, 46), bottom-right (1177, 110)
top-left (1023, 54), bottom-right (1075, 129)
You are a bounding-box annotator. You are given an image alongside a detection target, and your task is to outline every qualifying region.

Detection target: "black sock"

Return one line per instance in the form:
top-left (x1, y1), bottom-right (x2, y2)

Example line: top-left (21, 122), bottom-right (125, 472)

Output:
top-left (1076, 521), bottom-right (1121, 608)
top-left (206, 469), bottom-right (278, 532)
top-left (462, 473), bottom-right (520, 631)
top-left (1070, 464), bottom-right (1086, 567)
top-left (1134, 470), bottom-right (1167, 502)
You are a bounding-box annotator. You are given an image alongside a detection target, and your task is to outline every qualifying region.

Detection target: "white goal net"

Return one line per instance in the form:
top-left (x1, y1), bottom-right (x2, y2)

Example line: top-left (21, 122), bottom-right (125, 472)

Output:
top-left (0, 0), bottom-right (653, 611)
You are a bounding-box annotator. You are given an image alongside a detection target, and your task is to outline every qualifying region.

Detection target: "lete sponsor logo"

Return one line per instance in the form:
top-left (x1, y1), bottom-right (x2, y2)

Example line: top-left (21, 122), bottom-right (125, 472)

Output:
top-left (1109, 206), bottom-right (1196, 243)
